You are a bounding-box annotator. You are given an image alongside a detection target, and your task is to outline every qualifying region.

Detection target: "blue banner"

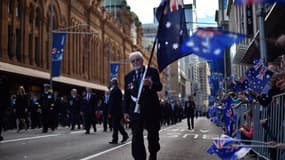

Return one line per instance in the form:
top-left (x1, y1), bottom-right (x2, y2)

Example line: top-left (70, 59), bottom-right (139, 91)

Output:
top-left (51, 33), bottom-right (67, 77)
top-left (110, 63), bottom-right (120, 80)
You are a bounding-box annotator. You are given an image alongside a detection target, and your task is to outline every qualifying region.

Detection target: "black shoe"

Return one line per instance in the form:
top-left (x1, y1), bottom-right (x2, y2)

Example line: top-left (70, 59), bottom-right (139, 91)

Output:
top-left (121, 135), bottom-right (129, 143)
top-left (85, 131), bottom-right (90, 134)
top-left (109, 141), bottom-right (118, 144)
top-left (94, 128), bottom-right (97, 132)
top-left (0, 136), bottom-right (3, 141)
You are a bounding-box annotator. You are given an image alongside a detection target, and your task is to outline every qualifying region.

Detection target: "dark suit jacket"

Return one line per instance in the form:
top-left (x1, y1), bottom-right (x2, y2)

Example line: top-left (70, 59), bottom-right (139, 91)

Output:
top-left (184, 100), bottom-right (196, 117)
top-left (69, 95), bottom-right (81, 113)
top-left (81, 93), bottom-right (98, 113)
top-left (124, 66), bottom-right (162, 121)
top-left (108, 85), bottom-right (123, 117)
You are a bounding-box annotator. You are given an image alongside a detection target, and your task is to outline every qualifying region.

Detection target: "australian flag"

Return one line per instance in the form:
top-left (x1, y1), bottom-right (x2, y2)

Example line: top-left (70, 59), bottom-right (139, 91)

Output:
top-left (249, 67), bottom-right (273, 93)
top-left (110, 63), bottom-right (120, 80)
top-left (235, 0), bottom-right (285, 5)
top-left (51, 33), bottom-right (67, 77)
top-left (245, 60), bottom-right (263, 81)
top-left (207, 135), bottom-right (251, 160)
top-left (181, 28), bottom-right (246, 60)
top-left (156, 0), bottom-right (191, 72)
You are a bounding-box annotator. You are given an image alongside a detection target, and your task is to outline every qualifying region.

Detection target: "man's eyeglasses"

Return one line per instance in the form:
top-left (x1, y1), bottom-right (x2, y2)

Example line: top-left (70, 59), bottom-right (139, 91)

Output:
top-left (131, 58), bottom-right (141, 63)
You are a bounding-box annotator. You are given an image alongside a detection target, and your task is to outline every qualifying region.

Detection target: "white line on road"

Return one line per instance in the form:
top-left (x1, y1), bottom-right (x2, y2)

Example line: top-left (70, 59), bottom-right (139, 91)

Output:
top-left (0, 134), bottom-right (62, 144)
top-left (70, 130), bottom-right (86, 134)
top-left (80, 141), bottom-right (132, 160)
top-left (80, 125), bottom-right (174, 160)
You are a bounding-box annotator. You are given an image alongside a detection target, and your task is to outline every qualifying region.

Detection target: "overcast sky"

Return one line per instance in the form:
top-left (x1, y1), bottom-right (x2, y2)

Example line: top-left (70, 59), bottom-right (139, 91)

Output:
top-left (126, 0), bottom-right (218, 24)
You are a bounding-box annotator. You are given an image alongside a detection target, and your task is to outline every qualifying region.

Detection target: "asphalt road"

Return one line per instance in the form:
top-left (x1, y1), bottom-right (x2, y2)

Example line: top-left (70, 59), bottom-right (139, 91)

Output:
top-left (1, 117), bottom-right (224, 160)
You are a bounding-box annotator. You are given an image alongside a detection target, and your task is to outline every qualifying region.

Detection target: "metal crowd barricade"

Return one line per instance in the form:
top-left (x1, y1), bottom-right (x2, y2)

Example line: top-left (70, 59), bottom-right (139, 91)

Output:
top-left (251, 93), bottom-right (285, 160)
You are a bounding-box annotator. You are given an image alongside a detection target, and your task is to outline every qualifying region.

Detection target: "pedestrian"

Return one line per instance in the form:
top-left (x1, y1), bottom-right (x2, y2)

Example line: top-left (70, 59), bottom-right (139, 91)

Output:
top-left (101, 91), bottom-right (112, 132)
top-left (81, 87), bottom-right (98, 134)
top-left (185, 96), bottom-right (196, 130)
top-left (124, 51), bottom-right (162, 160)
top-left (29, 94), bottom-right (41, 129)
top-left (15, 86), bottom-right (29, 132)
top-left (0, 75), bottom-right (9, 141)
top-left (40, 84), bottom-right (56, 133)
top-left (69, 89), bottom-right (81, 130)
top-left (108, 78), bottom-right (129, 144)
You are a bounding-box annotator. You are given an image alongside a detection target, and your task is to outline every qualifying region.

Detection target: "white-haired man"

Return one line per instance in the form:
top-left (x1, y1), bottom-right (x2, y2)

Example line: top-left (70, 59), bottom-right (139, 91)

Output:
top-left (124, 51), bottom-right (162, 160)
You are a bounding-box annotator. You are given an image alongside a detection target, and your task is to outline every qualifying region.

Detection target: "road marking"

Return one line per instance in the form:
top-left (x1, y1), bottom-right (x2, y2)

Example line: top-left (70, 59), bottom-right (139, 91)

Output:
top-left (182, 133), bottom-right (199, 139)
top-left (199, 129), bottom-right (209, 133)
top-left (0, 134), bottom-right (61, 144)
top-left (80, 125), bottom-right (175, 160)
top-left (70, 130), bottom-right (85, 134)
top-left (202, 134), bottom-right (207, 139)
top-left (80, 141), bottom-right (132, 160)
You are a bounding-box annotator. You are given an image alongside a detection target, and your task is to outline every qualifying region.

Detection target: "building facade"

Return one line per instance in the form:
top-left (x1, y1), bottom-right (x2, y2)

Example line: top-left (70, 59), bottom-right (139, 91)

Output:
top-left (0, 0), bottom-right (157, 96)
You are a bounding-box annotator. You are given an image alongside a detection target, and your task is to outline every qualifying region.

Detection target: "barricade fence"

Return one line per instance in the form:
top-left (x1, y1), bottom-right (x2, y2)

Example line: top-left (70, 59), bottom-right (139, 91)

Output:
top-left (234, 93), bottom-right (285, 160)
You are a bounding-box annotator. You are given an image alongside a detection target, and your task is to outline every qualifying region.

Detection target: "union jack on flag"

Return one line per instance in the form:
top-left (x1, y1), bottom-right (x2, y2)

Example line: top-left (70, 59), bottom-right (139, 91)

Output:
top-left (249, 66), bottom-right (273, 93)
top-left (170, 0), bottom-right (184, 12)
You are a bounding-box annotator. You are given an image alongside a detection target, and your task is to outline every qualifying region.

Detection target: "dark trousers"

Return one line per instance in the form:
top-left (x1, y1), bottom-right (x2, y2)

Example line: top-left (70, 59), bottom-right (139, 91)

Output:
top-left (187, 115), bottom-right (194, 129)
top-left (131, 119), bottom-right (160, 160)
top-left (111, 115), bottom-right (128, 142)
top-left (70, 112), bottom-right (81, 129)
top-left (84, 112), bottom-right (96, 132)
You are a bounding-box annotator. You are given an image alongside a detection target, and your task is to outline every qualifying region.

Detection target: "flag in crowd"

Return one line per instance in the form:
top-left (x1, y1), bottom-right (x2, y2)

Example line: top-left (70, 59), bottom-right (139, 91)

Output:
top-left (207, 135), bottom-right (251, 160)
top-left (249, 67), bottom-right (273, 93)
top-left (51, 33), bottom-right (67, 77)
top-left (110, 63), bottom-right (120, 80)
top-left (180, 28), bottom-right (246, 60)
top-left (209, 74), bottom-right (224, 96)
top-left (223, 96), bottom-right (234, 136)
top-left (235, 0), bottom-right (285, 5)
top-left (156, 0), bottom-right (190, 72)
top-left (245, 60), bottom-right (263, 81)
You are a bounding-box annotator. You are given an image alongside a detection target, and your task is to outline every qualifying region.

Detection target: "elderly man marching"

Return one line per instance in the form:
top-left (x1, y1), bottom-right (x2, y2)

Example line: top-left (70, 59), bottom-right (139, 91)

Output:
top-left (124, 51), bottom-right (162, 160)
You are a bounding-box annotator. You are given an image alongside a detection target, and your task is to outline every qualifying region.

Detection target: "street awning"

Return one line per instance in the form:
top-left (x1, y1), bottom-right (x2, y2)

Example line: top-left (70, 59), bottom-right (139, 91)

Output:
top-left (0, 62), bottom-right (108, 91)
top-left (240, 4), bottom-right (285, 64)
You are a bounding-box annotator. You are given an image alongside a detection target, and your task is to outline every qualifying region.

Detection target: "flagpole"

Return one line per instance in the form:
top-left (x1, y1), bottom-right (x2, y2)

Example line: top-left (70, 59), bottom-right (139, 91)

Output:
top-left (133, 0), bottom-right (168, 113)
top-left (49, 0), bottom-right (54, 89)
top-left (257, 3), bottom-right (268, 65)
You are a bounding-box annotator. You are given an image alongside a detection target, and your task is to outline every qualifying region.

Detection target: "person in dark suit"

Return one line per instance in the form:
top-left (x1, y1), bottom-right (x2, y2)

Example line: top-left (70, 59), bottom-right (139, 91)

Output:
top-left (184, 96), bottom-right (196, 130)
top-left (101, 91), bottom-right (112, 132)
top-left (0, 75), bottom-right (9, 141)
top-left (15, 86), bottom-right (29, 132)
top-left (124, 51), bottom-right (162, 160)
top-left (81, 87), bottom-right (98, 134)
top-left (40, 84), bottom-right (56, 133)
top-left (69, 89), bottom-right (81, 130)
top-left (108, 78), bottom-right (129, 144)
